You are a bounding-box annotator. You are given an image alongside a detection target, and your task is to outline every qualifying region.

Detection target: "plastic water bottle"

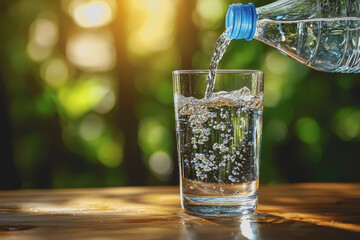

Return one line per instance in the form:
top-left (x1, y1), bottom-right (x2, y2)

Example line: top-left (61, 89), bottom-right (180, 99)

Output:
top-left (226, 0), bottom-right (360, 73)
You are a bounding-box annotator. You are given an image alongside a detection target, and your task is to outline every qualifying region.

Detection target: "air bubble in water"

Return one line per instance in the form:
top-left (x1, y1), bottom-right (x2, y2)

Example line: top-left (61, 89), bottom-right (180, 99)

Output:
top-left (228, 175), bottom-right (236, 183)
top-left (220, 145), bottom-right (229, 152)
top-left (213, 143), bottom-right (220, 150)
top-left (204, 166), bottom-right (211, 172)
top-left (202, 158), bottom-right (209, 164)
top-left (177, 84), bottom-right (262, 197)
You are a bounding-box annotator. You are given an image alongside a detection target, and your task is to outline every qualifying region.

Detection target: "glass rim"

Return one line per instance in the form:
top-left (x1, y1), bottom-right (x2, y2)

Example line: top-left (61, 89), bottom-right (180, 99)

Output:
top-left (173, 69), bottom-right (264, 75)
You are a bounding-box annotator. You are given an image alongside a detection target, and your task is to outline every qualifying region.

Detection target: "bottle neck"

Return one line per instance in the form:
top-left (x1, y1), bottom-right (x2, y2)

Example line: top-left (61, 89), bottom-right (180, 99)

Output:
top-left (225, 3), bottom-right (257, 41)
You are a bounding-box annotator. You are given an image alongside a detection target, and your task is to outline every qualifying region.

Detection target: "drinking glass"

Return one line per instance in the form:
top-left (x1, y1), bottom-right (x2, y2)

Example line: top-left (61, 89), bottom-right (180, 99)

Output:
top-left (173, 70), bottom-right (264, 216)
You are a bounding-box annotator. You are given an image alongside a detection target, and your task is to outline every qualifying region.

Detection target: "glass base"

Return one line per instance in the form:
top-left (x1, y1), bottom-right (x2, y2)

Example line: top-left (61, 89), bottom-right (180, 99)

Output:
top-left (182, 193), bottom-right (258, 217)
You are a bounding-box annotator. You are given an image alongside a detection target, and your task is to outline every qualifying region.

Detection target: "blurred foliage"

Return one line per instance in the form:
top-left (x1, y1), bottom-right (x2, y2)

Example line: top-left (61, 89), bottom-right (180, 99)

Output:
top-left (0, 0), bottom-right (359, 189)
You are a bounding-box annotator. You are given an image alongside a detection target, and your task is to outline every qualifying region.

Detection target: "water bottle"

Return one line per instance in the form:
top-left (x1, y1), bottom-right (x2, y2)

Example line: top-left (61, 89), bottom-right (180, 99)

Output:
top-left (226, 0), bottom-right (360, 73)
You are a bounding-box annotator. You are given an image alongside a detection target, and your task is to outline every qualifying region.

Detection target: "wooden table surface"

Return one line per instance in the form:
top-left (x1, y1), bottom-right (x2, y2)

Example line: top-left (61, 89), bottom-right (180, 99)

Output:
top-left (0, 183), bottom-right (359, 240)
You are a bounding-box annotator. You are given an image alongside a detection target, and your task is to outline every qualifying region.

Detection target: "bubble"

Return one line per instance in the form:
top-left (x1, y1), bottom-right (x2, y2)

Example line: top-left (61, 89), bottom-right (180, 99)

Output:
top-left (219, 161), bottom-right (226, 167)
top-left (177, 88), bottom-right (262, 187)
top-left (204, 166), bottom-right (211, 172)
top-left (220, 111), bottom-right (229, 119)
top-left (228, 175), bottom-right (236, 183)
top-left (193, 127), bottom-right (201, 134)
top-left (224, 154), bottom-right (230, 160)
top-left (220, 144), bottom-right (229, 152)
top-left (219, 122), bottom-right (226, 131)
top-left (184, 159), bottom-right (190, 166)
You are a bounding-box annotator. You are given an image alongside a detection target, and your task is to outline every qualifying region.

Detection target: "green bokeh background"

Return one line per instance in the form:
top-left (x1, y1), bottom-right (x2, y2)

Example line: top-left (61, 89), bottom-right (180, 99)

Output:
top-left (0, 0), bottom-right (359, 189)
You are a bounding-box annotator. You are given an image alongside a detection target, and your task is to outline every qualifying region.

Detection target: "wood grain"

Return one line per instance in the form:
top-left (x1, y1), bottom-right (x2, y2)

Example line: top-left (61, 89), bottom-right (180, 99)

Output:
top-left (0, 183), bottom-right (359, 239)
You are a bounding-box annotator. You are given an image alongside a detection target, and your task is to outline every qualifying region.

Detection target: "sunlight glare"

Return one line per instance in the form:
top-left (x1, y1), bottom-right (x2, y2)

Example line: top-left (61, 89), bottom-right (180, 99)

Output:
top-left (27, 41), bottom-right (52, 62)
top-left (40, 58), bottom-right (69, 87)
top-left (240, 220), bottom-right (255, 240)
top-left (66, 31), bottom-right (116, 71)
top-left (98, 140), bottom-right (123, 168)
top-left (58, 78), bottom-right (108, 118)
top-left (149, 151), bottom-right (173, 177)
top-left (69, 0), bottom-right (116, 28)
top-left (27, 16), bottom-right (58, 62)
top-left (30, 18), bottom-right (58, 48)
top-left (79, 114), bottom-right (105, 141)
top-left (196, 0), bottom-right (225, 27)
top-left (127, 0), bottom-right (177, 56)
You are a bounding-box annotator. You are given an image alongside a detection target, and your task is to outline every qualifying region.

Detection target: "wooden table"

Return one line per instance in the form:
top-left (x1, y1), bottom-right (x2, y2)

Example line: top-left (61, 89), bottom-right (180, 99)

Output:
top-left (0, 183), bottom-right (359, 239)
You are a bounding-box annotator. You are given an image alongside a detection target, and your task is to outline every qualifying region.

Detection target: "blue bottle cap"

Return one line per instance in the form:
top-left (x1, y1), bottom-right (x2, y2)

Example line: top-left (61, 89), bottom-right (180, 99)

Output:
top-left (225, 3), bottom-right (257, 40)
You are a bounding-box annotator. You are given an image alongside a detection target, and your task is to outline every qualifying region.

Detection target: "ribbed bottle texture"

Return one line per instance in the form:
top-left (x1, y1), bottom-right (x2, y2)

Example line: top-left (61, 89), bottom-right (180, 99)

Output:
top-left (226, 0), bottom-right (360, 73)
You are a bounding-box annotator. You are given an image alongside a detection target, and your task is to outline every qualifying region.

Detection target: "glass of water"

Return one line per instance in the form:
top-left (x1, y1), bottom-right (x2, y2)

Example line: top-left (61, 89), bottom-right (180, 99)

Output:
top-left (173, 70), bottom-right (264, 216)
